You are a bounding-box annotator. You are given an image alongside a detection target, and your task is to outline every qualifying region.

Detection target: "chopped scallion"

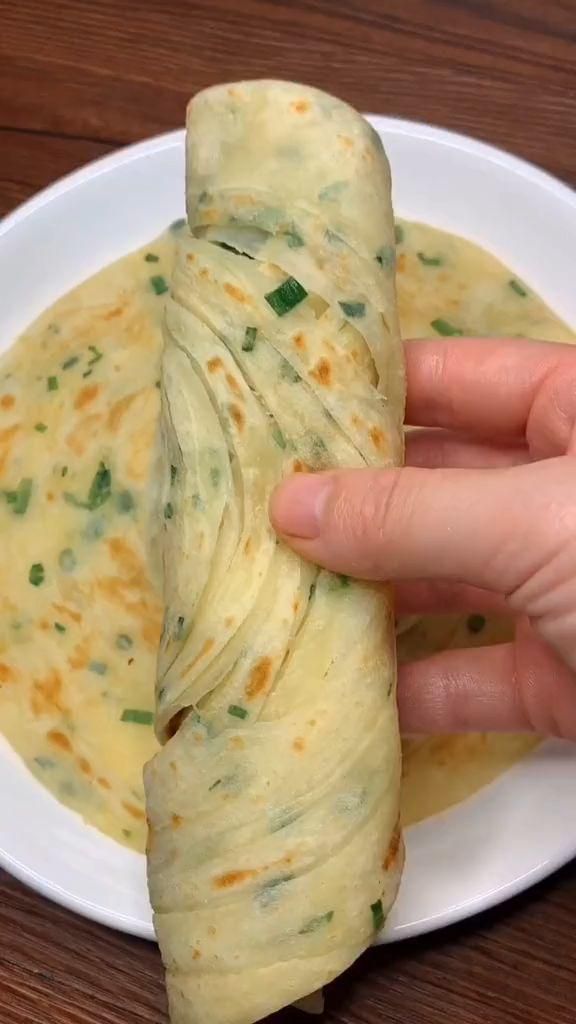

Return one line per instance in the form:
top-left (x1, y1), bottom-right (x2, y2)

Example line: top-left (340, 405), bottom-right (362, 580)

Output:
top-left (58, 548), bottom-right (76, 573)
top-left (509, 278), bottom-right (528, 297)
top-left (29, 563), bottom-right (45, 586)
top-left (116, 490), bottom-right (135, 514)
top-left (34, 423), bottom-right (47, 433)
top-left (376, 245), bottom-right (395, 269)
top-left (242, 326), bottom-right (257, 352)
top-left (299, 910), bottom-right (334, 934)
top-left (121, 708), bottom-right (154, 725)
top-left (144, 252), bottom-right (160, 263)
top-left (54, 622), bottom-right (66, 633)
top-left (227, 704), bottom-right (248, 720)
top-left (467, 614), bottom-right (486, 634)
top-left (116, 634), bottom-right (133, 650)
top-left (89, 660), bottom-right (107, 675)
top-left (47, 376), bottom-right (59, 392)
top-left (371, 899), bottom-right (384, 931)
top-left (271, 425), bottom-right (286, 449)
top-left (265, 277), bottom-right (307, 317)
top-left (62, 356), bottom-right (79, 370)
top-left (417, 252), bottom-right (443, 267)
top-left (394, 223), bottom-right (405, 244)
top-left (164, 502), bottom-right (174, 520)
top-left (339, 300), bottom-right (365, 318)
top-left (150, 275), bottom-right (169, 296)
top-left (430, 318), bottom-right (463, 337)
top-left (4, 477), bottom-right (32, 514)
top-left (88, 345), bottom-right (103, 366)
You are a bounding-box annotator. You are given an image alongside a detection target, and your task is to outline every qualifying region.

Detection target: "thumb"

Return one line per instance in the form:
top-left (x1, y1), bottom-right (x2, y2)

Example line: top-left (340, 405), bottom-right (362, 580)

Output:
top-left (269, 458), bottom-right (574, 597)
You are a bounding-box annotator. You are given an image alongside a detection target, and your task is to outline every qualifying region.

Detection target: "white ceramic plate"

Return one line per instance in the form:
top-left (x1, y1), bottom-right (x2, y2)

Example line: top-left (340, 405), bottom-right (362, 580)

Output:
top-left (1, 117), bottom-right (576, 943)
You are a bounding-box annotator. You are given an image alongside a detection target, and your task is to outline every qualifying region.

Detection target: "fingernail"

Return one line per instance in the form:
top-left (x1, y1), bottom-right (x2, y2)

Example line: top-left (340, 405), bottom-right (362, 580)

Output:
top-left (270, 473), bottom-right (333, 539)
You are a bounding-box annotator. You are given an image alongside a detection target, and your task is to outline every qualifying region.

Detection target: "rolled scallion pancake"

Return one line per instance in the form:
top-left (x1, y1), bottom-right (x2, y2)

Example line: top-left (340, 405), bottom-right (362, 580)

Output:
top-left (144, 80), bottom-right (406, 1024)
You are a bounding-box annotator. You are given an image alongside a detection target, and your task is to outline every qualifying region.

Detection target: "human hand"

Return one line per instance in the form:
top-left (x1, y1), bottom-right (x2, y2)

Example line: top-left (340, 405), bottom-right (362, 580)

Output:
top-left (270, 337), bottom-right (576, 740)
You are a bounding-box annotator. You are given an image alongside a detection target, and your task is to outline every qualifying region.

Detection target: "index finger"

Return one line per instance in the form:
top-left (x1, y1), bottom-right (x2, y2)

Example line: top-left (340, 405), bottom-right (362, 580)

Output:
top-left (405, 337), bottom-right (576, 450)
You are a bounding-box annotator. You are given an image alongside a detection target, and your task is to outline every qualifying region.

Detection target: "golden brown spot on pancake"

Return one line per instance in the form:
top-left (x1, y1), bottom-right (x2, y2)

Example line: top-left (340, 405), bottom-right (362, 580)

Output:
top-left (142, 620), bottom-right (162, 648)
top-left (224, 283), bottom-right (249, 304)
top-left (224, 616), bottom-right (235, 628)
top-left (207, 357), bottom-right (223, 374)
top-left (66, 413), bottom-right (103, 456)
top-left (199, 267), bottom-right (210, 279)
top-left (74, 384), bottom-right (100, 411)
top-left (229, 404), bottom-right (245, 432)
top-left (172, 814), bottom-right (183, 829)
top-left (229, 737), bottom-right (245, 751)
top-left (185, 637), bottom-right (214, 675)
top-left (107, 537), bottom-right (142, 576)
top-left (32, 670), bottom-right (66, 716)
top-left (0, 663), bottom-right (17, 684)
top-left (292, 737), bottom-right (306, 753)
top-left (351, 349), bottom-right (361, 365)
top-left (291, 99), bottom-right (311, 114)
top-left (293, 332), bottom-right (307, 351)
top-left (214, 869), bottom-right (258, 889)
top-left (383, 823), bottom-right (402, 872)
top-left (186, 253), bottom-right (195, 264)
top-left (369, 426), bottom-right (386, 451)
top-left (123, 802), bottom-right (145, 821)
top-left (68, 639), bottom-right (91, 671)
top-left (192, 949), bottom-right (202, 960)
top-left (310, 358), bottom-right (332, 386)
top-left (351, 414), bottom-right (363, 430)
top-left (103, 305), bottom-right (124, 320)
top-left (107, 392), bottom-right (140, 432)
top-left (48, 730), bottom-right (72, 753)
top-left (397, 253), bottom-right (406, 274)
top-left (244, 537), bottom-right (252, 556)
top-left (245, 656), bottom-right (273, 700)
top-left (293, 598), bottom-right (300, 615)
top-left (0, 395), bottom-right (15, 410)
top-left (337, 134), bottom-right (353, 149)
top-left (0, 424), bottom-right (21, 474)
top-left (39, 620), bottom-right (50, 631)
top-left (78, 757), bottom-right (92, 777)
top-left (53, 602), bottom-right (82, 624)
top-left (46, 491), bottom-right (55, 502)
top-left (97, 777), bottom-right (111, 790)
top-left (226, 373), bottom-right (242, 398)
top-left (293, 460), bottom-right (312, 473)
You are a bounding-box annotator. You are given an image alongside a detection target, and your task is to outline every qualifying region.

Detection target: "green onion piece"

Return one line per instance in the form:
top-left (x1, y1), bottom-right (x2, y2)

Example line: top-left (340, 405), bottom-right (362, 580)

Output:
top-left (169, 217), bottom-right (186, 233)
top-left (191, 493), bottom-right (205, 510)
top-left (213, 240), bottom-right (254, 259)
top-left (65, 462), bottom-right (111, 511)
top-left (227, 704), bottom-right (248, 720)
top-left (116, 490), bottom-right (135, 513)
top-left (376, 245), bottom-right (395, 269)
top-left (371, 899), bottom-right (385, 931)
top-left (265, 277), bottom-right (308, 317)
top-left (509, 278), bottom-right (528, 297)
top-left (29, 563), bottom-right (45, 586)
top-left (328, 573), bottom-right (350, 590)
top-left (164, 502), bottom-right (174, 520)
top-left (122, 828), bottom-right (132, 839)
top-left (54, 622), bottom-right (66, 633)
top-left (58, 548), bottom-right (76, 572)
top-left (280, 358), bottom-right (301, 383)
top-left (417, 252), bottom-right (443, 266)
top-left (467, 614), bottom-right (486, 634)
top-left (210, 466), bottom-right (221, 488)
top-left (431, 318), bottom-right (463, 337)
top-left (34, 756), bottom-right (55, 770)
top-left (62, 356), bottom-right (79, 370)
top-left (170, 464), bottom-right (178, 485)
top-left (394, 223), bottom-right (405, 244)
top-left (88, 345), bottom-right (103, 365)
top-left (34, 423), bottom-right (47, 433)
top-left (121, 708), bottom-right (154, 725)
top-left (5, 478), bottom-right (32, 514)
top-left (285, 229), bottom-right (304, 248)
top-left (89, 660), bottom-right (107, 675)
top-left (155, 380), bottom-right (161, 389)
top-left (209, 779), bottom-right (222, 791)
top-left (309, 581), bottom-right (317, 599)
top-left (150, 275), bottom-right (169, 296)
top-left (82, 369), bottom-right (93, 379)
top-left (299, 910), bottom-right (334, 935)
top-left (116, 634), bottom-right (133, 650)
top-left (318, 180), bottom-right (347, 201)
top-left (175, 615), bottom-right (185, 639)
top-left (144, 252), bottom-right (160, 263)
top-left (198, 191), bottom-right (210, 205)
top-left (339, 301), bottom-right (366, 318)
top-left (243, 326), bottom-right (257, 352)
top-left (61, 466), bottom-right (68, 477)
top-left (271, 425), bottom-right (287, 449)
top-left (47, 376), bottom-right (59, 392)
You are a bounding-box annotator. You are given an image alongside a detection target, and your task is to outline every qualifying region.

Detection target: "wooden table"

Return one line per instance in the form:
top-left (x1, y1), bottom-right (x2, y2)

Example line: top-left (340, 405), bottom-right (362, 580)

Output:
top-left (1, 2), bottom-right (575, 1022)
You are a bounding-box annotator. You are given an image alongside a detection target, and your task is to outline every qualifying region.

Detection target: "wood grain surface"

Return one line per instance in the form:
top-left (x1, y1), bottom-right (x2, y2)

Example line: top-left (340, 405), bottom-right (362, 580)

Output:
top-left (1, 1), bottom-right (575, 1022)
